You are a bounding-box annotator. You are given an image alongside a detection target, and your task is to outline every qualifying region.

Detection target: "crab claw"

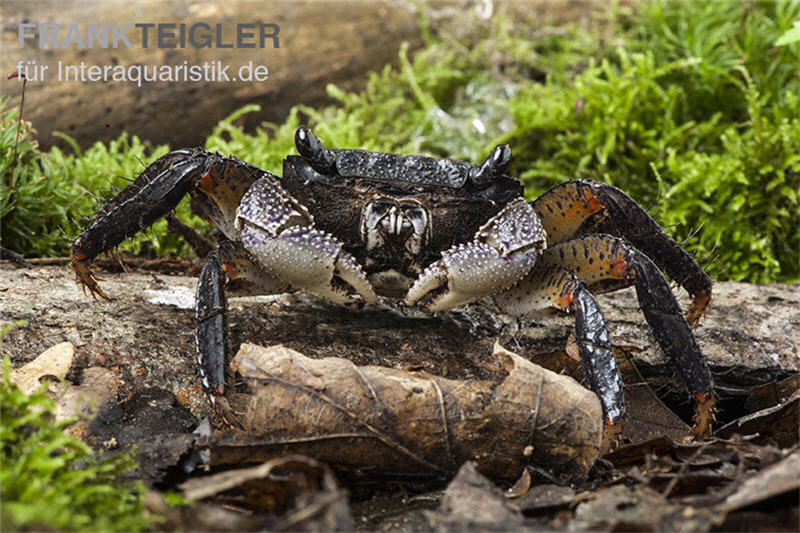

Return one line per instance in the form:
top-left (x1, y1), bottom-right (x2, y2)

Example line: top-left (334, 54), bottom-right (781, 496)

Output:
top-left (405, 243), bottom-right (536, 312)
top-left (241, 224), bottom-right (377, 308)
top-left (237, 176), bottom-right (377, 308)
top-left (405, 197), bottom-right (545, 312)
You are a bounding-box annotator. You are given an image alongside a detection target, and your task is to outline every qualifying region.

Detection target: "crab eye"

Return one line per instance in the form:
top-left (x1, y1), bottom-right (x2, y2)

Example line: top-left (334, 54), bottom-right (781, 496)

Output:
top-left (470, 144), bottom-right (511, 188)
top-left (295, 128), bottom-right (336, 173)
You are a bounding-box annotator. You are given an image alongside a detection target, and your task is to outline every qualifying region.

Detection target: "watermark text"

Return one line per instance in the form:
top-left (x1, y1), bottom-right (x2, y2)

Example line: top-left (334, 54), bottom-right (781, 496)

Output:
top-left (13, 60), bottom-right (269, 86)
top-left (18, 23), bottom-right (280, 49)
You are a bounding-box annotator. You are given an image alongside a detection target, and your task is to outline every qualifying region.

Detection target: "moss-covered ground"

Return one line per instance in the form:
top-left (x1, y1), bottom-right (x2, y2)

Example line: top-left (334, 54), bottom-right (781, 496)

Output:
top-left (2, 0), bottom-right (798, 282)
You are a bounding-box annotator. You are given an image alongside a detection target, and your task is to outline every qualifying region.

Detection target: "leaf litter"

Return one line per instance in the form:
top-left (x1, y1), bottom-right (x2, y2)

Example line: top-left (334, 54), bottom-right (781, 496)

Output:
top-left (3, 268), bottom-right (798, 530)
top-left (124, 341), bottom-right (798, 531)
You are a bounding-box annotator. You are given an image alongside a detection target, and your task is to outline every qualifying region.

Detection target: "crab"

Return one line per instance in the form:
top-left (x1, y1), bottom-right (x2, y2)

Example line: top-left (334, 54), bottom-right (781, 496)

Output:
top-left (70, 128), bottom-right (716, 441)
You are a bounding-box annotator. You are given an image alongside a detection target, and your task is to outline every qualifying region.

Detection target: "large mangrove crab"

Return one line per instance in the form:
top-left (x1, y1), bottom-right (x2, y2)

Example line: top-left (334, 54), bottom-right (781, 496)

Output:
top-left (70, 129), bottom-right (716, 440)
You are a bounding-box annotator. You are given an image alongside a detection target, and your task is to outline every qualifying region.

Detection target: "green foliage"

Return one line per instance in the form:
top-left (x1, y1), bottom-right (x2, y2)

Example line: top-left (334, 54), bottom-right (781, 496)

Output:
top-left (0, 101), bottom-right (72, 257)
top-left (0, 357), bottom-right (150, 531)
top-left (631, 0), bottom-right (799, 118)
top-left (0, 101), bottom-right (205, 258)
top-left (504, 0), bottom-right (799, 281)
top-left (2, 0), bottom-right (797, 281)
top-left (776, 20), bottom-right (800, 46)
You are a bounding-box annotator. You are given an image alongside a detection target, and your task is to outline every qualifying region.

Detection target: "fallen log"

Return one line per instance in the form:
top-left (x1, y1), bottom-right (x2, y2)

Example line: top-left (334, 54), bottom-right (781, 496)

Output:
top-left (0, 266), bottom-right (797, 467)
top-left (0, 0), bottom-right (424, 151)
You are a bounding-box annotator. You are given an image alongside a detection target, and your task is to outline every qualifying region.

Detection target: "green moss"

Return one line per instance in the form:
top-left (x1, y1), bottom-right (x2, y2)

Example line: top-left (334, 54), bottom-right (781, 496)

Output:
top-left (1, 0), bottom-right (797, 282)
top-left (0, 357), bottom-right (150, 531)
top-left (0, 103), bottom-right (70, 257)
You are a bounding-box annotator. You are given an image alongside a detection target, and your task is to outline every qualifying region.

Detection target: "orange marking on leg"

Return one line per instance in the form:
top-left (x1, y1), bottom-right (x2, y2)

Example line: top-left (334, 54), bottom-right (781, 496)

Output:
top-left (222, 261), bottom-right (235, 278)
top-left (694, 392), bottom-right (711, 404)
top-left (583, 191), bottom-right (605, 213)
top-left (610, 260), bottom-right (628, 278)
top-left (557, 292), bottom-right (574, 310)
top-left (601, 417), bottom-right (623, 453)
top-left (198, 172), bottom-right (214, 194)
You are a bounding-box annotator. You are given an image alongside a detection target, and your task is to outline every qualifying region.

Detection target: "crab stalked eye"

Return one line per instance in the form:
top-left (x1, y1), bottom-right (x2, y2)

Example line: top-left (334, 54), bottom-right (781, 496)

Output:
top-left (470, 144), bottom-right (512, 188)
top-left (295, 128), bottom-right (336, 173)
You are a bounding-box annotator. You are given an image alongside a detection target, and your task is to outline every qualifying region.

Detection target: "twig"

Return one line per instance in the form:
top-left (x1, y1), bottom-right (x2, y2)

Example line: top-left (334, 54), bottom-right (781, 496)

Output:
top-left (5, 70), bottom-right (27, 193)
top-left (0, 246), bottom-right (32, 268)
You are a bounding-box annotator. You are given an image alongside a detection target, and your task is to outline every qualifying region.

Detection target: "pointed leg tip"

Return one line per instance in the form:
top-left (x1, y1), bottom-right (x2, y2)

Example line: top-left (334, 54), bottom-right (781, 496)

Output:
top-left (600, 418), bottom-right (624, 455)
top-left (71, 259), bottom-right (111, 301)
top-left (691, 393), bottom-right (716, 439)
top-left (686, 289), bottom-right (712, 327)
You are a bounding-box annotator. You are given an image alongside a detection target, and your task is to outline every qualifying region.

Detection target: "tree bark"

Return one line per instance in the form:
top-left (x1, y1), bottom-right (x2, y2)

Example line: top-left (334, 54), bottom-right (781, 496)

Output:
top-left (0, 0), bottom-right (424, 151)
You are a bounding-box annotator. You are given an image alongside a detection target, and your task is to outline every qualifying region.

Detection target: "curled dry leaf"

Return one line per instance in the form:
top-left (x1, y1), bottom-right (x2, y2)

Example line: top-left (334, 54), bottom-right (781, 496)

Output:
top-left (175, 455), bottom-right (351, 531)
top-left (214, 342), bottom-right (603, 482)
top-left (722, 450), bottom-right (800, 512)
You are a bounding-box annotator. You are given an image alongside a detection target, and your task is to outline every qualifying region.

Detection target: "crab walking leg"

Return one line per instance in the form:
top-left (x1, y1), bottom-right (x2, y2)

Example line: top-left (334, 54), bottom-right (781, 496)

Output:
top-left (195, 242), bottom-right (292, 400)
top-left (196, 249), bottom-right (229, 398)
top-left (405, 198), bottom-right (547, 311)
top-left (531, 180), bottom-right (713, 325)
top-left (236, 178), bottom-right (378, 307)
top-left (70, 150), bottom-right (209, 298)
top-left (492, 267), bottom-right (624, 446)
top-left (538, 235), bottom-right (716, 437)
top-left (69, 148), bottom-right (264, 299)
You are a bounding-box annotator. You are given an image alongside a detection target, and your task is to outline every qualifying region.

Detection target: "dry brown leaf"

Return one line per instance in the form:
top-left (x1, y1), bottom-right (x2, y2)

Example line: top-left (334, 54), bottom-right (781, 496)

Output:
top-left (571, 484), bottom-right (720, 532)
top-left (213, 342), bottom-right (603, 482)
top-left (431, 462), bottom-right (523, 531)
top-left (54, 366), bottom-right (118, 421)
top-left (175, 455), bottom-right (351, 531)
top-left (717, 389), bottom-right (800, 447)
top-left (723, 450), bottom-right (800, 512)
top-left (614, 348), bottom-right (693, 444)
top-left (505, 467), bottom-right (532, 499)
top-left (10, 341), bottom-right (74, 394)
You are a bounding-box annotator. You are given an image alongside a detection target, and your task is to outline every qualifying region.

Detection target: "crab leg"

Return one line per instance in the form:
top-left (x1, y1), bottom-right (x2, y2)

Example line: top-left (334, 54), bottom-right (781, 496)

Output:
top-left (70, 149), bottom-right (266, 299)
top-left (531, 180), bottom-right (713, 325)
top-left (537, 234), bottom-right (716, 437)
top-left (196, 242), bottom-right (293, 412)
top-left (492, 267), bottom-right (624, 449)
top-left (70, 149), bottom-right (210, 297)
top-left (196, 248), bottom-right (229, 398)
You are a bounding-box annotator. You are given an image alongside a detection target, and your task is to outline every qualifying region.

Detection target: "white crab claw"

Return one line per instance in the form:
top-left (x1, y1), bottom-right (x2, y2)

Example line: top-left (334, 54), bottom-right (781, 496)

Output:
top-left (405, 243), bottom-right (535, 312)
top-left (403, 260), bottom-right (449, 309)
top-left (241, 224), bottom-right (376, 307)
top-left (335, 252), bottom-right (378, 305)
